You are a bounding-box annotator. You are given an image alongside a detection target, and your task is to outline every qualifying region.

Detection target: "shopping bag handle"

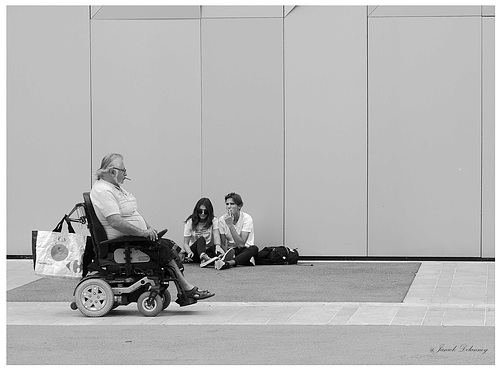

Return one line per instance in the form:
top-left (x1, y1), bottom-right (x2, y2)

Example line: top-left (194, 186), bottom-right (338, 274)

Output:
top-left (52, 215), bottom-right (75, 233)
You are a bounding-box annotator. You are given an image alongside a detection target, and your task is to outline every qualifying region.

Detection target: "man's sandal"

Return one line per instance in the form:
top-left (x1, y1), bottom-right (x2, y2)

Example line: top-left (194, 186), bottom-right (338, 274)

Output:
top-left (186, 286), bottom-right (215, 300)
top-left (176, 294), bottom-right (197, 307)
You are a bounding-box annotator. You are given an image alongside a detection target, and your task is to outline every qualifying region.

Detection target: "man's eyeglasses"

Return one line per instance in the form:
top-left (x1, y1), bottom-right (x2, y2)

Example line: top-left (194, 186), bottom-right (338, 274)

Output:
top-left (112, 167), bottom-right (127, 174)
top-left (197, 209), bottom-right (208, 215)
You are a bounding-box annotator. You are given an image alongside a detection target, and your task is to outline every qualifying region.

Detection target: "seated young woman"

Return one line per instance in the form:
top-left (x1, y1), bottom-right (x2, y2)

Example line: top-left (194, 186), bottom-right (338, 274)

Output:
top-left (181, 198), bottom-right (223, 268)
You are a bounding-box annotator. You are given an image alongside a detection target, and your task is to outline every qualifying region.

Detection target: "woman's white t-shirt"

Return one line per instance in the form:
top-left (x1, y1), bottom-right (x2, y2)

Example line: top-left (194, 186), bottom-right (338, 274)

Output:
top-left (183, 217), bottom-right (219, 246)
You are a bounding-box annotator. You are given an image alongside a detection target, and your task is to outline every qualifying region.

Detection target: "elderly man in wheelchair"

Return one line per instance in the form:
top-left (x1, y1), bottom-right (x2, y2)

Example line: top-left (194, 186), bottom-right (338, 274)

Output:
top-left (70, 153), bottom-right (214, 317)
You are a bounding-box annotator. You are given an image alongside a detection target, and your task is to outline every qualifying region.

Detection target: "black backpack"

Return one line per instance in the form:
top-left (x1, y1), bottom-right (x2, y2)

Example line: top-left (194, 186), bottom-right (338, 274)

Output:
top-left (256, 246), bottom-right (299, 265)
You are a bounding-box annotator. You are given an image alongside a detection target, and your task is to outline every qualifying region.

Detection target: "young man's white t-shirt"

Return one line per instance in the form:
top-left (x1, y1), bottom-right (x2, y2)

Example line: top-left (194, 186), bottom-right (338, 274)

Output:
top-left (218, 211), bottom-right (254, 247)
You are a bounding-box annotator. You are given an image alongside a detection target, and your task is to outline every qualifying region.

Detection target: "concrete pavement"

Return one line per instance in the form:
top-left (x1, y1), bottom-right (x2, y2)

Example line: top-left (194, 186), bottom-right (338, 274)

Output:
top-left (6, 259), bottom-right (495, 365)
top-left (6, 260), bottom-right (495, 327)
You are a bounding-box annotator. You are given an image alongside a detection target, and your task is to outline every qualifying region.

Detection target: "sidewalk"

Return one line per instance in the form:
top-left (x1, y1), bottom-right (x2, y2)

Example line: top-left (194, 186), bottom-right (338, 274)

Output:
top-left (6, 260), bottom-right (495, 327)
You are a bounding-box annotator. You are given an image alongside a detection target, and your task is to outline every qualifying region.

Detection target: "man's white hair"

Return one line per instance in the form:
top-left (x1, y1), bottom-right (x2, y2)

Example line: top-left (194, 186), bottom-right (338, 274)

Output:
top-left (96, 153), bottom-right (123, 180)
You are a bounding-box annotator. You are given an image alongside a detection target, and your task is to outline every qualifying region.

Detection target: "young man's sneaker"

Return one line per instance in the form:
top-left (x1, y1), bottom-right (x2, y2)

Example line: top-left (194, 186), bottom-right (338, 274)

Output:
top-left (200, 253), bottom-right (218, 268)
top-left (249, 256), bottom-right (255, 266)
top-left (215, 259), bottom-right (231, 270)
top-left (221, 248), bottom-right (235, 262)
top-left (214, 248), bottom-right (235, 270)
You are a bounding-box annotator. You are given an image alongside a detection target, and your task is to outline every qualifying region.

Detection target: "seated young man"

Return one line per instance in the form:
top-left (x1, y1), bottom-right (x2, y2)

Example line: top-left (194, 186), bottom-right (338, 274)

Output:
top-left (215, 192), bottom-right (258, 270)
top-left (90, 153), bottom-right (214, 302)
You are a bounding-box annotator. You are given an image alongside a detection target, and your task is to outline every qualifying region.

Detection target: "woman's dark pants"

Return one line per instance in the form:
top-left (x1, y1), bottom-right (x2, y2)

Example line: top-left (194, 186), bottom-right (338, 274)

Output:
top-left (189, 237), bottom-right (216, 263)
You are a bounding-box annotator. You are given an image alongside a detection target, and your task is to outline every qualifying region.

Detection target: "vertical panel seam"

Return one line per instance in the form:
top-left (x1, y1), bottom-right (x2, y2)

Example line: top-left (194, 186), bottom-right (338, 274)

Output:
top-left (200, 17), bottom-right (203, 198)
top-left (282, 12), bottom-right (286, 245)
top-left (89, 6), bottom-right (94, 189)
top-left (366, 6), bottom-right (370, 257)
top-left (479, 15), bottom-right (483, 257)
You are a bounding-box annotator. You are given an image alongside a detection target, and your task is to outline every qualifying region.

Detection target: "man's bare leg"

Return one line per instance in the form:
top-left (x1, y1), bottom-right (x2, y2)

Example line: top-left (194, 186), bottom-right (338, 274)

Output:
top-left (167, 259), bottom-right (195, 291)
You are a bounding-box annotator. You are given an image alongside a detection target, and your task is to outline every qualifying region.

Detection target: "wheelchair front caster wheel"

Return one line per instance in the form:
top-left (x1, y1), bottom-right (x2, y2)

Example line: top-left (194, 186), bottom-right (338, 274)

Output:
top-left (70, 302), bottom-right (78, 310)
top-left (137, 292), bottom-right (163, 317)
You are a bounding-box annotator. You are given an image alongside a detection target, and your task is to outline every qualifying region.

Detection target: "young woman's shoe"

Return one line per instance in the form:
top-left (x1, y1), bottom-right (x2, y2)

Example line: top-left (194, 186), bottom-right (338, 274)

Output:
top-left (200, 253), bottom-right (218, 268)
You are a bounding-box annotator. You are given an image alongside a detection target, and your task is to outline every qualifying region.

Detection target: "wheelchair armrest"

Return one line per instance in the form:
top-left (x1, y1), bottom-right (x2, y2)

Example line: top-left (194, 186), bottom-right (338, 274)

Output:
top-left (157, 228), bottom-right (168, 238)
top-left (99, 228), bottom-right (168, 246)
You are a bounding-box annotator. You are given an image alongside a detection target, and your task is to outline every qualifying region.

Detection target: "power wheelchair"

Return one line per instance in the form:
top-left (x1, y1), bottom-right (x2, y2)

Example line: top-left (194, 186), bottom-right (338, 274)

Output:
top-left (67, 192), bottom-right (196, 317)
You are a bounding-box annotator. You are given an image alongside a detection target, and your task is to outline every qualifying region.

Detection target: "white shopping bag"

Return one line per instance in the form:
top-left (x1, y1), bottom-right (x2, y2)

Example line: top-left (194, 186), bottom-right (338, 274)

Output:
top-left (32, 216), bottom-right (86, 279)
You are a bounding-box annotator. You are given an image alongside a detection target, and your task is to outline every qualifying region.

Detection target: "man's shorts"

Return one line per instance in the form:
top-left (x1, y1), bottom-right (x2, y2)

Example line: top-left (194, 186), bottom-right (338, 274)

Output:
top-left (157, 238), bottom-right (184, 271)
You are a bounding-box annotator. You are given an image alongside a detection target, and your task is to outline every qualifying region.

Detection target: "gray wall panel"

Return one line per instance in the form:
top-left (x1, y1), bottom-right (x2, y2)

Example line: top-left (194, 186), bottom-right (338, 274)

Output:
top-left (368, 17), bottom-right (481, 257)
top-left (202, 18), bottom-right (284, 246)
top-left (91, 20), bottom-right (201, 244)
top-left (92, 5), bottom-right (200, 19)
top-left (201, 6), bottom-right (283, 18)
top-left (91, 6), bottom-right (102, 18)
top-left (369, 5), bottom-right (481, 17)
top-left (7, 6), bottom-right (91, 255)
top-left (285, 6), bottom-right (367, 256)
top-left (7, 6), bottom-right (493, 258)
top-left (482, 6), bottom-right (495, 16)
top-left (284, 6), bottom-right (295, 17)
top-left (482, 17), bottom-right (495, 257)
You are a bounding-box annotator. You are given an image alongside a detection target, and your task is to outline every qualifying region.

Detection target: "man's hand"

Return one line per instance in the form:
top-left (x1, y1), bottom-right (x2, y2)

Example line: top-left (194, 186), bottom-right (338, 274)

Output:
top-left (142, 227), bottom-right (158, 241)
top-left (224, 212), bottom-right (234, 226)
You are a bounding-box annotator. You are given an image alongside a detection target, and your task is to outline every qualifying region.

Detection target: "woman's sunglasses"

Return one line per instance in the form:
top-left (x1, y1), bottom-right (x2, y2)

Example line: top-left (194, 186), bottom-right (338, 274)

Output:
top-left (197, 209), bottom-right (208, 215)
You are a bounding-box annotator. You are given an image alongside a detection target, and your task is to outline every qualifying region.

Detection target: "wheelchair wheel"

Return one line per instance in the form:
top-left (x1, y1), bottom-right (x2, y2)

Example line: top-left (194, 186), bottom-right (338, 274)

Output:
top-left (74, 279), bottom-right (114, 317)
top-left (137, 292), bottom-right (163, 317)
top-left (161, 290), bottom-right (171, 310)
